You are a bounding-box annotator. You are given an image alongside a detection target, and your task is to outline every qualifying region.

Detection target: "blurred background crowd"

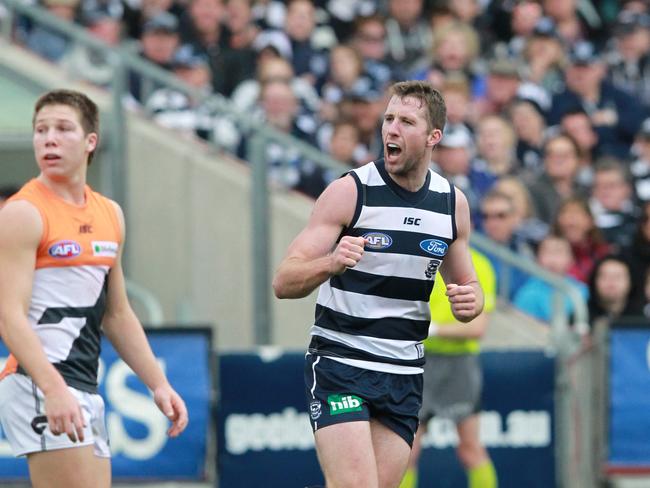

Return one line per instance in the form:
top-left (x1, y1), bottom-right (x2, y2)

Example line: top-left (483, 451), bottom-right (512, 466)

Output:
top-left (4, 0), bottom-right (650, 327)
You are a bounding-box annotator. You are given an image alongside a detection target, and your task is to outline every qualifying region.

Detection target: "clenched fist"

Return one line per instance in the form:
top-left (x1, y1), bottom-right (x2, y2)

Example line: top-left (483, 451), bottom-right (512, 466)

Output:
top-left (329, 236), bottom-right (366, 275)
top-left (446, 283), bottom-right (479, 322)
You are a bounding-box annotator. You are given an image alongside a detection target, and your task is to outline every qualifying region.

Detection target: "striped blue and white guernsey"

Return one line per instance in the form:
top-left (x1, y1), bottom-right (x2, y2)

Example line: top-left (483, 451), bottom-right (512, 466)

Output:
top-left (308, 159), bottom-right (457, 375)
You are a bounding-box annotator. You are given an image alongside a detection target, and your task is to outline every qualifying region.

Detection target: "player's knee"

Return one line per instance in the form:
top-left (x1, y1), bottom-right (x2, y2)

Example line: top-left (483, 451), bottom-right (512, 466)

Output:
top-left (456, 438), bottom-right (487, 468)
top-left (325, 470), bottom-right (379, 488)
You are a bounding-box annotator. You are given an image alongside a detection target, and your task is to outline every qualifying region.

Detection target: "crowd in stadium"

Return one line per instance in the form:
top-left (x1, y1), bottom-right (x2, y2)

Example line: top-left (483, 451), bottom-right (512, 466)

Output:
top-left (7, 0), bottom-right (650, 325)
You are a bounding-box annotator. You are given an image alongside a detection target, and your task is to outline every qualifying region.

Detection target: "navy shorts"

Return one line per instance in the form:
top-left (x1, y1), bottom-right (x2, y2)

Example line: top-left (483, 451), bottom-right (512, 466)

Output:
top-left (304, 354), bottom-right (423, 447)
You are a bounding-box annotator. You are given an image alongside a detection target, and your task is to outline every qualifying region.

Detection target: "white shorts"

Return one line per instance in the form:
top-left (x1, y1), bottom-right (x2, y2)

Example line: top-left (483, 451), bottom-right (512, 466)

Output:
top-left (0, 374), bottom-right (110, 458)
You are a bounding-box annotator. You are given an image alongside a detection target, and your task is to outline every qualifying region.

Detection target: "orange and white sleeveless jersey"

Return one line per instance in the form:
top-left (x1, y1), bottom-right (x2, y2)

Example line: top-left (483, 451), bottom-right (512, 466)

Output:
top-left (0, 179), bottom-right (121, 393)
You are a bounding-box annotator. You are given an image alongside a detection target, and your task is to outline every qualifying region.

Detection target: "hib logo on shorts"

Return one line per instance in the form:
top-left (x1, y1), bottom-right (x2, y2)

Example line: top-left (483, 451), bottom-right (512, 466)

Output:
top-left (420, 239), bottom-right (448, 257)
top-left (92, 241), bottom-right (119, 258)
top-left (363, 232), bottom-right (392, 250)
top-left (48, 240), bottom-right (82, 258)
top-left (328, 394), bottom-right (363, 415)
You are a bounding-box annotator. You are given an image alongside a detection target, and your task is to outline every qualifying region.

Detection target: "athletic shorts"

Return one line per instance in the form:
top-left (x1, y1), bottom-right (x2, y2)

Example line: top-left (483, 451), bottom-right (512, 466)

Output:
top-left (419, 353), bottom-right (482, 424)
top-left (0, 374), bottom-right (110, 458)
top-left (304, 354), bottom-right (423, 447)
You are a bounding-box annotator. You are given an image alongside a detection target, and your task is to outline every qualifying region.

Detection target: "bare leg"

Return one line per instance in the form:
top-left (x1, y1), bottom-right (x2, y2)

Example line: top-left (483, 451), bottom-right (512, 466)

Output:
top-left (314, 421), bottom-right (379, 488)
top-left (456, 415), bottom-right (489, 469)
top-left (370, 419), bottom-right (413, 488)
top-left (28, 445), bottom-right (110, 488)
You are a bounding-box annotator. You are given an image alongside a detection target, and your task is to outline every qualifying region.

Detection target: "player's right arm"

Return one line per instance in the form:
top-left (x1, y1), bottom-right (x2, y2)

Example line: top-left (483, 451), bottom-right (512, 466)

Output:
top-left (273, 175), bottom-right (363, 299)
top-left (0, 201), bottom-right (85, 443)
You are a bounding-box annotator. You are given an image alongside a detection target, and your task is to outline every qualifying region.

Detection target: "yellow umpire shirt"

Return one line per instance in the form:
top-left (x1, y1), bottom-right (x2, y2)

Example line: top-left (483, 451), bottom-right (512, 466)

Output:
top-left (423, 248), bottom-right (496, 355)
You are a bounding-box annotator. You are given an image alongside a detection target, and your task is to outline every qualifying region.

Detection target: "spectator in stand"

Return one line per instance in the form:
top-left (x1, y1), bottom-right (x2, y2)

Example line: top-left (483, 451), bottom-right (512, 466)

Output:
top-left (337, 83), bottom-right (385, 163)
top-left (222, 0), bottom-right (259, 86)
top-left (508, 97), bottom-right (547, 174)
top-left (493, 176), bottom-right (549, 246)
top-left (478, 189), bottom-right (535, 299)
top-left (440, 74), bottom-right (473, 138)
top-left (542, 0), bottom-right (602, 46)
top-left (549, 41), bottom-right (647, 160)
top-left (179, 0), bottom-right (244, 96)
top-left (432, 125), bottom-right (496, 224)
top-left (474, 56), bottom-right (522, 119)
top-left (552, 197), bottom-right (611, 283)
top-left (605, 10), bottom-right (650, 108)
top-left (630, 118), bottom-right (650, 205)
top-left (319, 44), bottom-right (370, 123)
top-left (513, 234), bottom-right (589, 323)
top-left (128, 11), bottom-right (180, 105)
top-left (560, 108), bottom-right (600, 188)
top-left (474, 114), bottom-right (520, 177)
top-left (589, 158), bottom-right (639, 250)
top-left (383, 0), bottom-right (432, 74)
top-left (526, 133), bottom-right (586, 224)
top-left (327, 118), bottom-right (361, 167)
top-left (122, 0), bottom-right (183, 40)
top-left (350, 14), bottom-right (395, 90)
top-left (622, 201), bottom-right (650, 304)
top-left (239, 79), bottom-right (328, 198)
top-left (24, 0), bottom-right (79, 62)
top-left (62, 3), bottom-right (124, 87)
top-left (145, 44), bottom-right (227, 142)
top-left (588, 255), bottom-right (640, 323)
top-left (411, 21), bottom-right (481, 95)
top-left (231, 54), bottom-right (321, 116)
top-left (281, 0), bottom-right (329, 85)
top-left (522, 17), bottom-right (566, 95)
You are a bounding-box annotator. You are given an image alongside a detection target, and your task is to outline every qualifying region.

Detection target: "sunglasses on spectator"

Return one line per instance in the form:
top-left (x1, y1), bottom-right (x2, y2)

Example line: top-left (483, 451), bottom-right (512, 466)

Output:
top-left (481, 211), bottom-right (510, 220)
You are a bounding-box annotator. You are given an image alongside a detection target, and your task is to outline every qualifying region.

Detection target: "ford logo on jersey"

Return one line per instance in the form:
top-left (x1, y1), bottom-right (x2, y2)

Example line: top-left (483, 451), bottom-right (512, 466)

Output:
top-left (48, 240), bottom-right (82, 258)
top-left (420, 239), bottom-right (448, 257)
top-left (363, 232), bottom-right (393, 250)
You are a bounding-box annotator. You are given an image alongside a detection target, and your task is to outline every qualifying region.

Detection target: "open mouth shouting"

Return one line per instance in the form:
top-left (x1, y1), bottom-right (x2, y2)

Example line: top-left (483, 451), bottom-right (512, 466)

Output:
top-left (385, 142), bottom-right (402, 161)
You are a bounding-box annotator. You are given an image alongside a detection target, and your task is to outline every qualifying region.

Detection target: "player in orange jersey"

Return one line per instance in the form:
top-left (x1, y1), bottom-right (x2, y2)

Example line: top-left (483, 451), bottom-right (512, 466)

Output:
top-left (0, 89), bottom-right (188, 488)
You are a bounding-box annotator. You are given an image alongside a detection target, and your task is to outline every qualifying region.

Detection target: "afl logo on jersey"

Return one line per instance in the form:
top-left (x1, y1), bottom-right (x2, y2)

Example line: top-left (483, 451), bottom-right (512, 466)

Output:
top-left (420, 239), bottom-right (448, 257)
top-left (363, 232), bottom-right (393, 250)
top-left (48, 240), bottom-right (82, 258)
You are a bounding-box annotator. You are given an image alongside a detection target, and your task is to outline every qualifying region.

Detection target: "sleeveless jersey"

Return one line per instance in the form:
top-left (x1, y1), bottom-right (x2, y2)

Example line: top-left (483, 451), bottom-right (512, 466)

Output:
top-left (308, 160), bottom-right (457, 374)
top-left (0, 179), bottom-right (122, 393)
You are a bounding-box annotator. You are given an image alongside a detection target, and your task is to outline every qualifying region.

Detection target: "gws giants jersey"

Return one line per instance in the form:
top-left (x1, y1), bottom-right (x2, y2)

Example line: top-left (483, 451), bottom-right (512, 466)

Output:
top-left (0, 179), bottom-right (121, 393)
top-left (309, 160), bottom-right (457, 374)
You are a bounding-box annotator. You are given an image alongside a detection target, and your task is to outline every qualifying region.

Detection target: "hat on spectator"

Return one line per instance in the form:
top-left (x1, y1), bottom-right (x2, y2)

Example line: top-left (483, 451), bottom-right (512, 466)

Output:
top-left (439, 125), bottom-right (473, 149)
top-left (253, 30), bottom-right (293, 60)
top-left (515, 82), bottom-right (551, 116)
top-left (637, 118), bottom-right (650, 140)
top-left (532, 17), bottom-right (560, 40)
top-left (143, 11), bottom-right (178, 34)
top-left (172, 44), bottom-right (209, 69)
top-left (568, 41), bottom-right (600, 65)
top-left (613, 10), bottom-right (650, 36)
top-left (81, 0), bottom-right (123, 26)
top-left (488, 57), bottom-right (521, 79)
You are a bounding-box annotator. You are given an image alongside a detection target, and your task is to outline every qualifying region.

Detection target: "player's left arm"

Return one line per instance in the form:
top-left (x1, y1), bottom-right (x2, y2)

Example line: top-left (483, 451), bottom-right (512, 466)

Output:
top-left (439, 188), bottom-right (484, 323)
top-left (102, 202), bottom-right (188, 437)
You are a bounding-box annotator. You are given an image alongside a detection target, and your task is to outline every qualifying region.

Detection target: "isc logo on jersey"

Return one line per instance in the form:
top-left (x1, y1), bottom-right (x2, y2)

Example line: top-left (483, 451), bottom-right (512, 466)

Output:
top-left (48, 240), bottom-right (82, 258)
top-left (363, 232), bottom-right (392, 250)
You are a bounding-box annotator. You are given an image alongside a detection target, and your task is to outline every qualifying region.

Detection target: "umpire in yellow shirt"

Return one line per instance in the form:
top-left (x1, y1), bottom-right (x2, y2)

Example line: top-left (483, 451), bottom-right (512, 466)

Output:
top-left (401, 248), bottom-right (498, 488)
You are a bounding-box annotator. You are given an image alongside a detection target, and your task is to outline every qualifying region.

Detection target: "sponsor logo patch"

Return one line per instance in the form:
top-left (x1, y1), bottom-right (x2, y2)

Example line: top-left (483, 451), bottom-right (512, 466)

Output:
top-left (425, 259), bottom-right (441, 279)
top-left (92, 241), bottom-right (119, 258)
top-left (327, 394), bottom-right (363, 415)
top-left (48, 240), bottom-right (82, 258)
top-left (363, 232), bottom-right (392, 250)
top-left (419, 239), bottom-right (448, 257)
top-left (309, 400), bottom-right (322, 420)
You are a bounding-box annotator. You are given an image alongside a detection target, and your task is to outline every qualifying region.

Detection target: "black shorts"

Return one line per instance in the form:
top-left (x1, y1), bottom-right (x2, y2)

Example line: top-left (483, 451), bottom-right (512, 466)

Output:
top-left (304, 354), bottom-right (423, 447)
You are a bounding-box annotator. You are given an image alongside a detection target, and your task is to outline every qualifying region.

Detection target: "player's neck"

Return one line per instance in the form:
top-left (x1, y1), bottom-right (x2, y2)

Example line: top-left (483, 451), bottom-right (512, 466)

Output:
top-left (388, 160), bottom-right (429, 192)
top-left (37, 173), bottom-right (87, 206)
